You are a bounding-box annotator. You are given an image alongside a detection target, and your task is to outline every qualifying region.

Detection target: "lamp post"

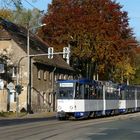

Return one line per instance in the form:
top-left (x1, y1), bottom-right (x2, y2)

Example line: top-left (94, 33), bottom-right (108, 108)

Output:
top-left (16, 56), bottom-right (27, 117)
top-left (27, 23), bottom-right (46, 113)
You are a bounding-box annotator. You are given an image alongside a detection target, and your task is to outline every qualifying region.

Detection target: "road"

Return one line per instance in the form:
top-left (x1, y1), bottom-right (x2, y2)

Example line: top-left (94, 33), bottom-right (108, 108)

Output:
top-left (0, 113), bottom-right (140, 140)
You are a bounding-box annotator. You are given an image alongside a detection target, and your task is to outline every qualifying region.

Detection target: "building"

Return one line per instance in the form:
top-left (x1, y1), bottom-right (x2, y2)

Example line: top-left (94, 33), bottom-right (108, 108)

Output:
top-left (0, 17), bottom-right (74, 113)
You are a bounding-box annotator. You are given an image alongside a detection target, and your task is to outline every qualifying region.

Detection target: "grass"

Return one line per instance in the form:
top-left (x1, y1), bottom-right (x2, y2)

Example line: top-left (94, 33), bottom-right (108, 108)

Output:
top-left (0, 112), bottom-right (27, 118)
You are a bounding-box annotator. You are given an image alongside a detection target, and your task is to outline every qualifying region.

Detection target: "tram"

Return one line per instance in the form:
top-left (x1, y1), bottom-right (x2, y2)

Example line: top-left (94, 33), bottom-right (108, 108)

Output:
top-left (56, 79), bottom-right (140, 120)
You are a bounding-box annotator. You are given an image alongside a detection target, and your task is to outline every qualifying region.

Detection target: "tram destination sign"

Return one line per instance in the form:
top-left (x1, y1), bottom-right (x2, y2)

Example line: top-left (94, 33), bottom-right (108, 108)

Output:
top-left (60, 83), bottom-right (73, 87)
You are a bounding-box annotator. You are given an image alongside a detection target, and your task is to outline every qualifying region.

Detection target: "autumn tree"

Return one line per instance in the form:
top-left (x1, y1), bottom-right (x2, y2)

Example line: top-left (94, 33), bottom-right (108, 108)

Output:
top-left (4, 0), bottom-right (128, 82)
top-left (0, 0), bottom-right (137, 83)
top-left (0, 9), bottom-right (13, 20)
top-left (39, 0), bottom-right (137, 81)
top-left (130, 46), bottom-right (140, 85)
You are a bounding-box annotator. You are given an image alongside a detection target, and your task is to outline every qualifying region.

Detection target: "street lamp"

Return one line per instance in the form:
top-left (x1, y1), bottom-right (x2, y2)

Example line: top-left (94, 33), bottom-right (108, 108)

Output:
top-left (26, 24), bottom-right (72, 113)
top-left (16, 56), bottom-right (27, 117)
top-left (27, 23), bottom-right (46, 113)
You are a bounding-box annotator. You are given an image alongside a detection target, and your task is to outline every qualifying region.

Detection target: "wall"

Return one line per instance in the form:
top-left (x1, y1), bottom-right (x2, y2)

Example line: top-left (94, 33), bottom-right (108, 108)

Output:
top-left (0, 39), bottom-right (28, 112)
top-left (31, 62), bottom-right (54, 112)
top-left (0, 89), bottom-right (8, 112)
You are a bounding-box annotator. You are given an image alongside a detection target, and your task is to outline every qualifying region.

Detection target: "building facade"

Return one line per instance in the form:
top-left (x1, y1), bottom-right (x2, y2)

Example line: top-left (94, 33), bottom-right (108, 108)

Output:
top-left (0, 17), bottom-right (74, 113)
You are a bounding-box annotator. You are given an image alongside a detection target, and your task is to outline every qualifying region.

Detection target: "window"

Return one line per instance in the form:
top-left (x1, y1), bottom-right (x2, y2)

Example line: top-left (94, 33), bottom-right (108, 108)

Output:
top-left (12, 67), bottom-right (17, 77)
top-left (43, 92), bottom-right (46, 104)
top-left (49, 72), bottom-right (52, 81)
top-left (37, 69), bottom-right (41, 79)
top-left (43, 71), bottom-right (47, 80)
top-left (63, 75), bottom-right (67, 80)
top-left (48, 93), bottom-right (52, 104)
top-left (60, 74), bottom-right (63, 79)
top-left (54, 74), bottom-right (57, 81)
top-left (59, 74), bottom-right (61, 79)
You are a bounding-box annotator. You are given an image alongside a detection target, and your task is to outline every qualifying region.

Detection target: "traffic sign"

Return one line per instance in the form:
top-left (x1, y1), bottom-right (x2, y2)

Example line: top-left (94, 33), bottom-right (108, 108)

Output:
top-left (7, 82), bottom-right (15, 90)
top-left (0, 79), bottom-right (4, 90)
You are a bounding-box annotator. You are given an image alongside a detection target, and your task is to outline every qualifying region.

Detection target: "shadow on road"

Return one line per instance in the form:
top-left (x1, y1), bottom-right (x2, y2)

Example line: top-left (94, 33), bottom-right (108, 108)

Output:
top-left (0, 116), bottom-right (56, 127)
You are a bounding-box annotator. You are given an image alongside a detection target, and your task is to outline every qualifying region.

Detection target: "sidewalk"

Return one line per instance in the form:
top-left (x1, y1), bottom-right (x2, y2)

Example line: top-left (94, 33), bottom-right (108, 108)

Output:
top-left (0, 112), bottom-right (57, 120)
top-left (23, 111), bottom-right (57, 119)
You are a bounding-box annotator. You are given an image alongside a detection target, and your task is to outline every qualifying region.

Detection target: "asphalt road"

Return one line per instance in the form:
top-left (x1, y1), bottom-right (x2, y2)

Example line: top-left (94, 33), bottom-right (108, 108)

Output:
top-left (0, 113), bottom-right (140, 140)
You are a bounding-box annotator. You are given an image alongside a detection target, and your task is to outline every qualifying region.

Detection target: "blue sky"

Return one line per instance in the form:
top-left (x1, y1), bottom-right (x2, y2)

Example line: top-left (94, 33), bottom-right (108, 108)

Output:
top-left (22, 0), bottom-right (52, 11)
top-left (116, 0), bottom-right (140, 40)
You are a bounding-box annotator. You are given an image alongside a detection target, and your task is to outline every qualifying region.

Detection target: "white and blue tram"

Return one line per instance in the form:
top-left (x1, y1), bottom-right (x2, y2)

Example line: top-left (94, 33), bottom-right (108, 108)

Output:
top-left (56, 79), bottom-right (140, 120)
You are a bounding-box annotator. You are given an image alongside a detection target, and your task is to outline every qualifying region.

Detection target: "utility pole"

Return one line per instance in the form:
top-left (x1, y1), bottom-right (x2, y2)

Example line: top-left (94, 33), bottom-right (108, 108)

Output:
top-left (26, 23), bottom-right (70, 113)
top-left (27, 23), bottom-right (46, 113)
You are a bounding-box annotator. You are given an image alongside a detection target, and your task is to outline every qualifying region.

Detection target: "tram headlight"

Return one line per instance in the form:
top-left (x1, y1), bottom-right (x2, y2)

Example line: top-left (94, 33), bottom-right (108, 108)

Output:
top-left (70, 106), bottom-right (73, 110)
top-left (58, 106), bottom-right (62, 110)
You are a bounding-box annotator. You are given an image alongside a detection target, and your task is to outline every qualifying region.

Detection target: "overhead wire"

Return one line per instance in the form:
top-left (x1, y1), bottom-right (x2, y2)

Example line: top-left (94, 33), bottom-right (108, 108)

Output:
top-left (24, 0), bottom-right (45, 13)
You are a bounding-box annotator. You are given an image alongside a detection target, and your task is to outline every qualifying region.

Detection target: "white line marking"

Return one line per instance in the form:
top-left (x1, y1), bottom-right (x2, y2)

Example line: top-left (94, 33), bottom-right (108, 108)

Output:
top-left (133, 131), bottom-right (140, 133)
top-left (99, 127), bottom-right (118, 130)
top-left (86, 132), bottom-right (107, 136)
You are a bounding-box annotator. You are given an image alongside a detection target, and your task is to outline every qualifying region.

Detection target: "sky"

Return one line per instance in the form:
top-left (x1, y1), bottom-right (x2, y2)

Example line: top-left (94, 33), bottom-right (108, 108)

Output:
top-left (116, 0), bottom-right (140, 40)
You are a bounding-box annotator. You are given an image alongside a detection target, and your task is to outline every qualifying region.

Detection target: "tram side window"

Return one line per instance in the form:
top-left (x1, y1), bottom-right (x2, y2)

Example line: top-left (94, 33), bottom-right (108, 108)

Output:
top-left (126, 88), bottom-right (135, 100)
top-left (137, 89), bottom-right (140, 99)
top-left (131, 89), bottom-right (135, 100)
top-left (96, 88), bottom-right (103, 99)
top-left (126, 89), bottom-right (131, 100)
top-left (84, 84), bottom-right (90, 99)
top-left (106, 86), bottom-right (117, 99)
top-left (105, 91), bottom-right (109, 99)
top-left (120, 90), bottom-right (126, 100)
top-left (75, 83), bottom-right (84, 99)
top-left (89, 86), bottom-right (97, 99)
top-left (89, 86), bottom-right (103, 99)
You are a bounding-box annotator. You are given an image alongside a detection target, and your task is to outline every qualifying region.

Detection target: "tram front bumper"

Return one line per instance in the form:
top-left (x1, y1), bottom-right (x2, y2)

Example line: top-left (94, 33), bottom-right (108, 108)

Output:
top-left (57, 111), bottom-right (66, 118)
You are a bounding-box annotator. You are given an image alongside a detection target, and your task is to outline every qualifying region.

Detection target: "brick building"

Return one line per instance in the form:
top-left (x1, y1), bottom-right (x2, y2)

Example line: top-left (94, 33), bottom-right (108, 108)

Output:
top-left (0, 17), bottom-right (74, 113)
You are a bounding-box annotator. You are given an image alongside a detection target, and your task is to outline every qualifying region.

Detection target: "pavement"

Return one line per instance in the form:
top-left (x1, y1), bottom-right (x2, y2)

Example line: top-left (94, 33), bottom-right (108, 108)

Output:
top-left (24, 111), bottom-right (57, 118)
top-left (0, 111), bottom-right (57, 120)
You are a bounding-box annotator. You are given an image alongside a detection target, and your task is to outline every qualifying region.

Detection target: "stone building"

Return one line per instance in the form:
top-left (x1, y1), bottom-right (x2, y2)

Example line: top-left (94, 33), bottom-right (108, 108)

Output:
top-left (0, 17), bottom-right (74, 113)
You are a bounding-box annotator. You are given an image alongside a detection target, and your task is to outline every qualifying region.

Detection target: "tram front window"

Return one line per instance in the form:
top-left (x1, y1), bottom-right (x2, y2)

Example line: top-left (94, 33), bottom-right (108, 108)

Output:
top-left (57, 87), bottom-right (74, 99)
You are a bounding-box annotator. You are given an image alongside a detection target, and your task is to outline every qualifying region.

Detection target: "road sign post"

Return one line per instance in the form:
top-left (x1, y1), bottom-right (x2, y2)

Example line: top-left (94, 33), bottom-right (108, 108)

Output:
top-left (7, 82), bottom-right (15, 91)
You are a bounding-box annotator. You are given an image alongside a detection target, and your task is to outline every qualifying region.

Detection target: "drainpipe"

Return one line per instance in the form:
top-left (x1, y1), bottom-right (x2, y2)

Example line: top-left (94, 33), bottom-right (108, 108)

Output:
top-left (51, 67), bottom-right (56, 111)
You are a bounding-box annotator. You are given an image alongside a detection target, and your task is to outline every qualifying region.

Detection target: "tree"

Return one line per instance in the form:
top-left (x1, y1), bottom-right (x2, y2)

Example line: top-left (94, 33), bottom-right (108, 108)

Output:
top-left (131, 47), bottom-right (140, 85)
top-left (11, 8), bottom-right (44, 28)
top-left (0, 9), bottom-right (13, 20)
top-left (0, 48), bottom-right (14, 82)
top-left (40, 0), bottom-right (137, 81)
top-left (0, 0), bottom-right (43, 28)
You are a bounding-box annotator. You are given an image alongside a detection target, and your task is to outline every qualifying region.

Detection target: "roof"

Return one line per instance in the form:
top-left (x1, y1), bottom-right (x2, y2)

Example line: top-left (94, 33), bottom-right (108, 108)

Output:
top-left (0, 17), bottom-right (73, 71)
top-left (0, 29), bottom-right (11, 40)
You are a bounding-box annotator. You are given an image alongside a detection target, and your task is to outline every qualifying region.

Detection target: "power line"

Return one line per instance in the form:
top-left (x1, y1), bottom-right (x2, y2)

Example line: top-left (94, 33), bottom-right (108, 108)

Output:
top-left (24, 0), bottom-right (37, 9)
top-left (24, 0), bottom-right (44, 13)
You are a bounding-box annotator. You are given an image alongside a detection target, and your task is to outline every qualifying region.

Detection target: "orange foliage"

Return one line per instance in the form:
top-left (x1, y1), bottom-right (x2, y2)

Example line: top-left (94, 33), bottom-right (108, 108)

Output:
top-left (39, 0), bottom-right (137, 79)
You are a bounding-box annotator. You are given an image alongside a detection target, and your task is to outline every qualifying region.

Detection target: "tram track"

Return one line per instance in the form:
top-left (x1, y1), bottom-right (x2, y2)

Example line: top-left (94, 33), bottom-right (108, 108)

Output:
top-left (0, 112), bottom-right (139, 140)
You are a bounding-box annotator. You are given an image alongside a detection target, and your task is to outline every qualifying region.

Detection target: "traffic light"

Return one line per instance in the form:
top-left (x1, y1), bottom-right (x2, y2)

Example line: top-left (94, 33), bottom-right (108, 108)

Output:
top-left (63, 47), bottom-right (70, 59)
top-left (48, 47), bottom-right (54, 59)
top-left (15, 84), bottom-right (23, 94)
